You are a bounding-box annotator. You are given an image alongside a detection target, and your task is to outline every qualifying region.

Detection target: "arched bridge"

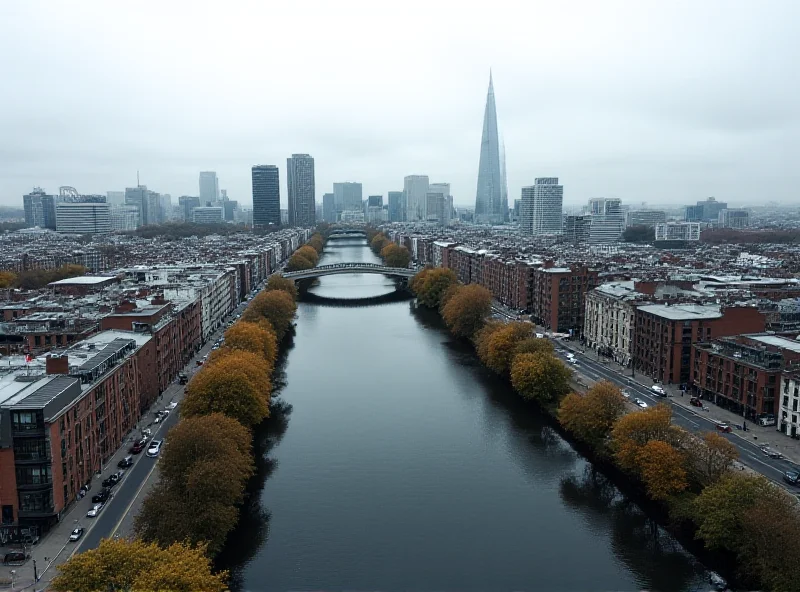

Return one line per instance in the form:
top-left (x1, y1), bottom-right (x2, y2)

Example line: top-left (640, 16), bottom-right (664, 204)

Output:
top-left (328, 228), bottom-right (367, 239)
top-left (282, 262), bottom-right (416, 281)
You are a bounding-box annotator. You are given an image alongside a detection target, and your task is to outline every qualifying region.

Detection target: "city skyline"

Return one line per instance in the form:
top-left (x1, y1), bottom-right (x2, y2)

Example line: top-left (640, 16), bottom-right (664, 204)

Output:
top-left (1, 2), bottom-right (796, 209)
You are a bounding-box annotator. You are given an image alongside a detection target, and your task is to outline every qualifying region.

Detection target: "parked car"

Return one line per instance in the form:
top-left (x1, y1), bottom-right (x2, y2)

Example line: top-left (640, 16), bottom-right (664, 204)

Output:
top-left (69, 527), bottom-right (84, 542)
top-left (118, 455), bottom-right (134, 469)
top-left (178, 374), bottom-right (188, 385)
top-left (147, 440), bottom-right (163, 457)
top-left (196, 360), bottom-right (204, 367)
top-left (689, 396), bottom-right (703, 407)
top-left (87, 503), bottom-right (104, 518)
top-left (716, 422), bottom-right (732, 433)
top-left (91, 488), bottom-right (111, 504)
top-left (621, 390), bottom-right (631, 399)
top-left (167, 401), bottom-right (178, 410)
top-left (634, 398), bottom-right (648, 409)
top-left (102, 472), bottom-right (122, 488)
top-left (3, 551), bottom-right (28, 565)
top-left (783, 470), bottom-right (799, 486)
top-left (153, 412), bottom-right (165, 424)
top-left (130, 438), bottom-right (147, 454)
top-left (651, 385), bottom-right (666, 396)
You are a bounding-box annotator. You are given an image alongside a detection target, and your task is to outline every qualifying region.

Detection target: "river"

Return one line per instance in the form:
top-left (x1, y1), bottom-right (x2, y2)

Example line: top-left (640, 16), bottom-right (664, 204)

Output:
top-left (217, 238), bottom-right (712, 592)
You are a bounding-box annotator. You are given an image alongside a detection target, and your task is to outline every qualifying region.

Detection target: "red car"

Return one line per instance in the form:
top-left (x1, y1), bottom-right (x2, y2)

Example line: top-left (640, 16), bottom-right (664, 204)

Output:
top-left (716, 423), bottom-right (732, 433)
top-left (129, 438), bottom-right (147, 454)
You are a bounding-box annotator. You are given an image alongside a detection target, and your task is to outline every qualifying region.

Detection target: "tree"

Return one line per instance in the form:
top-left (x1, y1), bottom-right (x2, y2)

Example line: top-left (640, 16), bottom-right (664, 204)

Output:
top-left (135, 414), bottom-right (254, 555)
top-left (474, 320), bottom-right (504, 364)
top-left (242, 289), bottom-right (297, 341)
top-left (684, 432), bottom-right (739, 487)
top-left (266, 273), bottom-right (298, 300)
top-left (51, 538), bottom-right (227, 592)
top-left (296, 245), bottom-right (320, 266)
top-left (636, 440), bottom-right (688, 500)
top-left (181, 351), bottom-right (270, 426)
top-left (510, 352), bottom-right (572, 404)
top-left (286, 252), bottom-right (314, 271)
top-left (441, 284), bottom-right (492, 338)
top-left (558, 381), bottom-right (626, 448)
top-left (370, 233), bottom-right (390, 254)
top-left (479, 321), bottom-right (532, 375)
top-left (223, 321), bottom-right (278, 369)
top-left (410, 268), bottom-right (459, 309)
top-left (691, 472), bottom-right (771, 551)
top-left (381, 243), bottom-right (411, 268)
top-left (512, 337), bottom-right (554, 357)
top-left (307, 233), bottom-right (325, 254)
top-left (0, 271), bottom-right (16, 288)
top-left (610, 404), bottom-right (675, 472)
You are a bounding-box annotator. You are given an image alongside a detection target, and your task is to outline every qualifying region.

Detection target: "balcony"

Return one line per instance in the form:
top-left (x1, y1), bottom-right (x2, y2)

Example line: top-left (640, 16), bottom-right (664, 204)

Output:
top-left (17, 478), bottom-right (53, 491)
top-left (12, 424), bottom-right (45, 437)
top-left (14, 452), bottom-right (52, 464)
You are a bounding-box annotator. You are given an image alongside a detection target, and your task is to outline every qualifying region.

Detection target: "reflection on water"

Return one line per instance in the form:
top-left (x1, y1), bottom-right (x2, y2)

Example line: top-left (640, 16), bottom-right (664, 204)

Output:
top-left (219, 239), bottom-right (709, 592)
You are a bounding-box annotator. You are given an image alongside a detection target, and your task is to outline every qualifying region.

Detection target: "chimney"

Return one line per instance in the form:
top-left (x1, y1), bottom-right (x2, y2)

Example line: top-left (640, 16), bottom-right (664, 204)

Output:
top-left (46, 354), bottom-right (69, 375)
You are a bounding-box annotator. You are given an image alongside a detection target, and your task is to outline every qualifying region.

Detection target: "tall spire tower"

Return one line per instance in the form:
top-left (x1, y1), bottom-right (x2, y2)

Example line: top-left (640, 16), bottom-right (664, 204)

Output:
top-left (474, 71), bottom-right (504, 224)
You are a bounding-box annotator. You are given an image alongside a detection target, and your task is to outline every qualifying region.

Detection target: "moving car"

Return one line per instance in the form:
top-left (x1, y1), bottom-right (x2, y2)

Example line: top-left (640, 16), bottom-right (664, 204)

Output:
top-left (87, 503), bottom-right (104, 518)
top-left (118, 455), bottom-right (134, 469)
top-left (783, 470), bottom-right (799, 486)
top-left (716, 422), bottom-right (732, 433)
top-left (69, 527), bottom-right (84, 542)
top-left (651, 384), bottom-right (666, 396)
top-left (761, 447), bottom-right (782, 459)
top-left (130, 438), bottom-right (147, 454)
top-left (621, 390), bottom-right (631, 399)
top-left (91, 488), bottom-right (111, 504)
top-left (167, 401), bottom-right (178, 410)
top-left (568, 358), bottom-right (578, 365)
top-left (147, 440), bottom-right (163, 457)
top-left (634, 398), bottom-right (648, 409)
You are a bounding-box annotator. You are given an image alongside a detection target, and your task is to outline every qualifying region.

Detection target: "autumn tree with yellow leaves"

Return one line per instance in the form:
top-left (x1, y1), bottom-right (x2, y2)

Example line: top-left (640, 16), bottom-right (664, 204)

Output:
top-left (134, 413), bottom-right (254, 556)
top-left (181, 350), bottom-right (271, 426)
top-left (476, 321), bottom-right (533, 376)
top-left (266, 273), bottom-right (298, 300)
top-left (441, 284), bottom-right (492, 338)
top-left (223, 320), bottom-right (278, 369)
top-left (242, 289), bottom-right (297, 341)
top-left (381, 243), bottom-right (411, 268)
top-left (510, 351), bottom-right (572, 405)
top-left (558, 381), bottom-right (626, 449)
top-left (51, 539), bottom-right (227, 592)
top-left (410, 267), bottom-right (459, 309)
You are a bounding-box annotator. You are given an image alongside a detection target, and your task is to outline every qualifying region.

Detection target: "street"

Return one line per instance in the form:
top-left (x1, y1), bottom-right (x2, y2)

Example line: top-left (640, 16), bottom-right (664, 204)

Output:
top-left (553, 342), bottom-right (800, 486)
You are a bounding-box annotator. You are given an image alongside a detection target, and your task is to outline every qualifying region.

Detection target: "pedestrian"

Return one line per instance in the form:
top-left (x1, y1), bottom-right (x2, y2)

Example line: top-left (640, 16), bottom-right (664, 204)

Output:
top-left (743, 421), bottom-right (747, 432)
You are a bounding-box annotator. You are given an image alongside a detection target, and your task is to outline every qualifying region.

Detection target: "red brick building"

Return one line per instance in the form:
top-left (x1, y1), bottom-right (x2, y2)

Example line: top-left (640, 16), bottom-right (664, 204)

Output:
top-left (530, 265), bottom-right (599, 334)
top-left (633, 304), bottom-right (765, 386)
top-left (692, 334), bottom-right (800, 418)
top-left (0, 330), bottom-right (150, 535)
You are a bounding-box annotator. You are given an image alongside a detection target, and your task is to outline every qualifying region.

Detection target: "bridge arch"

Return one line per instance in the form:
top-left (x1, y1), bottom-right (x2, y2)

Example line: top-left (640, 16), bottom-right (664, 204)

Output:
top-left (282, 262), bottom-right (416, 281)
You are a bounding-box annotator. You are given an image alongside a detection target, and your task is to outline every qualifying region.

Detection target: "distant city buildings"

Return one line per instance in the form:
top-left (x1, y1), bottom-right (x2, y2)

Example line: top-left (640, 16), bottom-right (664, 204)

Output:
top-left (106, 191), bottom-right (125, 207)
top-left (403, 175), bottom-right (429, 222)
top-left (199, 171), bottom-right (220, 206)
top-left (322, 193), bottom-right (337, 223)
top-left (178, 196), bottom-right (201, 223)
top-left (192, 206), bottom-right (224, 225)
top-left (23, 188), bottom-right (56, 229)
top-left (474, 73), bottom-right (508, 224)
top-left (111, 205), bottom-right (140, 231)
top-left (252, 165), bottom-right (281, 228)
top-left (125, 185), bottom-right (161, 227)
top-left (685, 197), bottom-right (727, 222)
top-left (287, 154), bottom-right (316, 227)
top-left (626, 209), bottom-right (666, 227)
top-left (563, 215), bottom-right (590, 244)
top-left (387, 191), bottom-right (404, 222)
top-left (520, 178), bottom-right (563, 236)
top-left (55, 202), bottom-right (112, 234)
top-left (655, 222), bottom-right (701, 243)
top-left (719, 209), bottom-right (749, 229)
top-left (587, 198), bottom-right (624, 244)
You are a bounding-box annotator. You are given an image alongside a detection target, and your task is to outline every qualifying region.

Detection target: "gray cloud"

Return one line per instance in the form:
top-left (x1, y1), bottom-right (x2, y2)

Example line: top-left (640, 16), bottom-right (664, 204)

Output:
top-left (1, 0), bottom-right (797, 209)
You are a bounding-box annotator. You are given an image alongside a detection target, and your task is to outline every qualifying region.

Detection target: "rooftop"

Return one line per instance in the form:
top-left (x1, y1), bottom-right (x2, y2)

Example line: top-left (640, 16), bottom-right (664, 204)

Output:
top-left (746, 334), bottom-right (800, 354)
top-left (638, 303), bottom-right (723, 321)
top-left (48, 275), bottom-right (118, 286)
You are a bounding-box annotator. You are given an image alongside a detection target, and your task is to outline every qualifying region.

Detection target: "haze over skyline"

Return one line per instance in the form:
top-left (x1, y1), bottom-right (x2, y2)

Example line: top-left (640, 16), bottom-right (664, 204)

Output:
top-left (1, 0), bottom-right (797, 210)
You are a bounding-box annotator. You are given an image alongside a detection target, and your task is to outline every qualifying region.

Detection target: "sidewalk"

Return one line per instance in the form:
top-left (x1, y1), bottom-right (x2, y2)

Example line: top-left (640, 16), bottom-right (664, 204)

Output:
top-left (0, 312), bottom-right (236, 591)
top-left (559, 340), bottom-right (800, 468)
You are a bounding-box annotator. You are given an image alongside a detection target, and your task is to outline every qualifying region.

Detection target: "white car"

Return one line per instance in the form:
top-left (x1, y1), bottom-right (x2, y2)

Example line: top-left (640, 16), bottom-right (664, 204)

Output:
top-left (568, 357), bottom-right (579, 365)
top-left (634, 398), bottom-right (648, 409)
top-left (146, 440), bottom-right (163, 458)
top-left (167, 401), bottom-right (178, 410)
top-left (651, 385), bottom-right (666, 396)
top-left (621, 390), bottom-right (631, 399)
top-left (69, 527), bottom-right (84, 542)
top-left (87, 503), bottom-right (104, 518)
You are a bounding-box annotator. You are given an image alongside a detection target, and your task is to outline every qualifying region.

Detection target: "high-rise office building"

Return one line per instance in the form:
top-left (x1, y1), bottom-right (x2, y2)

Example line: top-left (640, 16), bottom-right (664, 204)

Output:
top-left (520, 178), bottom-right (563, 235)
top-left (368, 195), bottom-right (383, 208)
top-left (404, 175), bottom-right (429, 221)
top-left (322, 193), bottom-right (337, 222)
top-left (474, 73), bottom-right (507, 224)
top-left (626, 210), bottom-right (666, 227)
top-left (287, 154), bottom-right (316, 227)
top-left (192, 207), bottom-right (224, 224)
top-left (718, 209), bottom-right (749, 229)
top-left (587, 197), bottom-right (624, 244)
top-left (178, 196), bottom-right (201, 222)
top-left (333, 182), bottom-right (363, 214)
top-left (199, 172), bottom-right (219, 205)
top-left (111, 205), bottom-right (141, 231)
top-left (124, 185), bottom-right (160, 227)
top-left (106, 191), bottom-right (125, 206)
top-left (564, 215), bottom-right (590, 244)
top-left (223, 200), bottom-right (238, 222)
top-left (55, 202), bottom-right (112, 234)
top-left (387, 191), bottom-right (404, 222)
top-left (685, 197), bottom-right (728, 222)
top-left (252, 165), bottom-right (281, 227)
top-left (23, 187), bottom-right (57, 229)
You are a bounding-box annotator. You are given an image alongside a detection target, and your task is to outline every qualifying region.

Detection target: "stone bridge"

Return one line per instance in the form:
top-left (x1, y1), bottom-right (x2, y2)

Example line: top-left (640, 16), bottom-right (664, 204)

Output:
top-left (282, 262), bottom-right (417, 281)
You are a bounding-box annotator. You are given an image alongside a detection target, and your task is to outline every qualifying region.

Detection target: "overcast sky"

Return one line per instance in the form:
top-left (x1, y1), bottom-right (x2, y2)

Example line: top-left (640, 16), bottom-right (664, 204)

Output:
top-left (1, 1), bottom-right (797, 210)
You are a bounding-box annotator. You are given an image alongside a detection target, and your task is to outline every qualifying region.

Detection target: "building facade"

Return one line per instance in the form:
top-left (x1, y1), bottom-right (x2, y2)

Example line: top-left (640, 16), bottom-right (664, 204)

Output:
top-left (626, 210), bottom-right (666, 227)
top-left (322, 193), bottom-right (336, 223)
top-left (252, 165), bottom-right (281, 228)
top-left (403, 175), bottom-right (429, 222)
top-left (192, 207), bottom-right (223, 225)
top-left (387, 191), bottom-right (404, 222)
top-left (584, 281), bottom-right (640, 366)
top-left (55, 203), bottom-right (112, 234)
top-left (520, 178), bottom-right (563, 235)
top-left (199, 171), bottom-right (219, 205)
top-left (287, 154), bottom-right (316, 227)
top-left (779, 373), bottom-right (800, 438)
top-left (588, 198), bottom-right (624, 244)
top-left (474, 73), bottom-right (507, 224)
top-left (718, 209), bottom-right (749, 229)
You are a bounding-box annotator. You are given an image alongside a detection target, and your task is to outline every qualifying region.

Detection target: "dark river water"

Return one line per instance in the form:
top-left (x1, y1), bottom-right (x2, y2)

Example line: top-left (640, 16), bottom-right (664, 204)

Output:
top-left (218, 239), bottom-right (712, 592)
